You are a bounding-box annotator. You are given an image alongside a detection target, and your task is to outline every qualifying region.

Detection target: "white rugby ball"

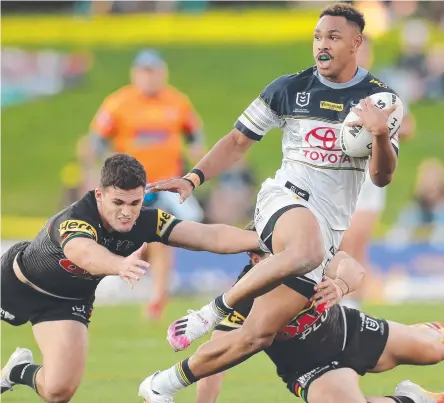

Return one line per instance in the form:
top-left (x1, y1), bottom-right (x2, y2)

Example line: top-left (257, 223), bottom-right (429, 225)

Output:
top-left (340, 92), bottom-right (403, 158)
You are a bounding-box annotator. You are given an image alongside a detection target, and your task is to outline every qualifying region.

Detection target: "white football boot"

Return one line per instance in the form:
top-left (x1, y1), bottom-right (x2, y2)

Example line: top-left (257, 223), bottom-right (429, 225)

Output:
top-left (395, 380), bottom-right (443, 403)
top-left (1, 348), bottom-right (34, 393)
top-left (138, 372), bottom-right (174, 403)
top-left (166, 304), bottom-right (221, 351)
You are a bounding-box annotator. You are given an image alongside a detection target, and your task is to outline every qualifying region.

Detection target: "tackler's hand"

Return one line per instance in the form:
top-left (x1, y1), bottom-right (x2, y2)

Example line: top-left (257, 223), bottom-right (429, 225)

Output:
top-left (118, 242), bottom-right (149, 288)
top-left (312, 276), bottom-right (347, 309)
top-left (145, 178), bottom-right (194, 204)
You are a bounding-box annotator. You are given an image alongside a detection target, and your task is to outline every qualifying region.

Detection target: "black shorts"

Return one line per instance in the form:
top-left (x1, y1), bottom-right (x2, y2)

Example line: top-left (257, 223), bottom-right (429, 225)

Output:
top-left (287, 308), bottom-right (389, 402)
top-left (1, 242), bottom-right (94, 327)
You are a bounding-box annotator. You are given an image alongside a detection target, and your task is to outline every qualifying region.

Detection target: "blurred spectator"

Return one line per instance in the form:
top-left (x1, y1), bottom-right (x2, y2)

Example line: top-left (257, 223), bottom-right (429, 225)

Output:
top-left (376, 18), bottom-right (444, 102)
top-left (82, 49), bottom-right (205, 320)
top-left (387, 159), bottom-right (444, 246)
top-left (203, 159), bottom-right (256, 226)
top-left (424, 45), bottom-right (444, 101)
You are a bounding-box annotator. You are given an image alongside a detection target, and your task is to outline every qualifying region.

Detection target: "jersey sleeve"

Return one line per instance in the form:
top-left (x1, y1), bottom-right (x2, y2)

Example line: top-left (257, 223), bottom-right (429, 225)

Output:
top-left (139, 208), bottom-right (182, 245)
top-left (234, 76), bottom-right (287, 141)
top-left (90, 95), bottom-right (120, 139)
top-left (51, 210), bottom-right (99, 251)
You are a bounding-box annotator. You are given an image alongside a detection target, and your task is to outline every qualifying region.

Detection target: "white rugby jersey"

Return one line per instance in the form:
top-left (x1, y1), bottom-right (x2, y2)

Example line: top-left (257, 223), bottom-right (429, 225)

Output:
top-left (235, 67), bottom-right (401, 230)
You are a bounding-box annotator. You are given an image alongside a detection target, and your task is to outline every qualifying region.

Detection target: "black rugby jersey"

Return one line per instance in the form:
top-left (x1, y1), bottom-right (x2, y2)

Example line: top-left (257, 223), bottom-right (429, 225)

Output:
top-left (217, 264), bottom-right (347, 382)
top-left (17, 191), bottom-right (181, 300)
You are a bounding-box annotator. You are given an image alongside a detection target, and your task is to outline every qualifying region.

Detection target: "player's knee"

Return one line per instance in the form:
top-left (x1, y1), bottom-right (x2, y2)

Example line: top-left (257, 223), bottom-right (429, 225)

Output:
top-left (238, 326), bottom-right (276, 352)
top-left (44, 383), bottom-right (77, 403)
top-left (285, 246), bottom-right (324, 277)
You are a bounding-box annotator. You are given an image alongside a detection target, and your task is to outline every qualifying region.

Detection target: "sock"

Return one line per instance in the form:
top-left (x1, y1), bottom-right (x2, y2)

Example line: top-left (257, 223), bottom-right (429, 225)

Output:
top-left (9, 363), bottom-right (41, 391)
top-left (151, 359), bottom-right (198, 395)
top-left (211, 294), bottom-right (233, 319)
top-left (386, 397), bottom-right (415, 403)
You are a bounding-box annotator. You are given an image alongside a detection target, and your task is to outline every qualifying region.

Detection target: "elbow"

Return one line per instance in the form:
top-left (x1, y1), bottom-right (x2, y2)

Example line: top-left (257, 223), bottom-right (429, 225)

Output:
top-left (228, 129), bottom-right (253, 153)
top-left (371, 173), bottom-right (393, 188)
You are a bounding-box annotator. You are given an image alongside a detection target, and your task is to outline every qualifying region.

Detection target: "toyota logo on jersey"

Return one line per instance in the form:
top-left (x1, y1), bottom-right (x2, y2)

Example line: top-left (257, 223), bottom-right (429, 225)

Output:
top-left (305, 126), bottom-right (340, 151)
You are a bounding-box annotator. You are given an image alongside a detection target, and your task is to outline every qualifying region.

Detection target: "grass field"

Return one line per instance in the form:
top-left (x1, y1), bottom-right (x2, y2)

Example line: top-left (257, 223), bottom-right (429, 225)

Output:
top-left (2, 42), bottom-right (444, 234)
top-left (1, 299), bottom-right (443, 402)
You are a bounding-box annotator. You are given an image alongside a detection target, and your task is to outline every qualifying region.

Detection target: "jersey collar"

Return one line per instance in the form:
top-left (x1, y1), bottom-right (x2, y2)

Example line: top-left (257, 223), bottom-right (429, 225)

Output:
top-left (313, 66), bottom-right (368, 89)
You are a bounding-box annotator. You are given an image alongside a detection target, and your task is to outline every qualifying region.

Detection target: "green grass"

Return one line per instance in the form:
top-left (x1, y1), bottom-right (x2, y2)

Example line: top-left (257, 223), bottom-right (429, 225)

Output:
top-left (2, 43), bottom-right (444, 230)
top-left (1, 299), bottom-right (443, 402)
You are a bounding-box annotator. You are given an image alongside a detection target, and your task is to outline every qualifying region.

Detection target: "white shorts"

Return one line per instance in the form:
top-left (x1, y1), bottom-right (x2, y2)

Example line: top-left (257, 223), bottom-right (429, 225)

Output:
top-left (151, 191), bottom-right (204, 222)
top-left (254, 179), bottom-right (344, 288)
top-left (355, 174), bottom-right (386, 213)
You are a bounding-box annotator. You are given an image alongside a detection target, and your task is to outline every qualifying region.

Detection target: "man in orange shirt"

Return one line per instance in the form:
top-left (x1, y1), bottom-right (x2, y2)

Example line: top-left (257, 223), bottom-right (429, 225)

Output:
top-left (84, 49), bottom-right (205, 319)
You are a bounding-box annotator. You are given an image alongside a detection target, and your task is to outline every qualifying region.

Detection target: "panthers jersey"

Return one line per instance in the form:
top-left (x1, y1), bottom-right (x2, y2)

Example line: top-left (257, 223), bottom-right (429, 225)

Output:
top-left (216, 264), bottom-right (347, 381)
top-left (16, 191), bottom-right (181, 300)
top-left (235, 66), bottom-right (401, 230)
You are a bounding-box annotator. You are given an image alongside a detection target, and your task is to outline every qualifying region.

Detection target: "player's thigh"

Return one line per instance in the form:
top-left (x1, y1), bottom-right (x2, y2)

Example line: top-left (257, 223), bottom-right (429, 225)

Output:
top-left (372, 321), bottom-right (443, 372)
top-left (269, 207), bottom-right (324, 260)
top-left (307, 368), bottom-right (366, 403)
top-left (241, 284), bottom-right (308, 342)
top-left (255, 187), bottom-right (324, 256)
top-left (32, 320), bottom-right (88, 392)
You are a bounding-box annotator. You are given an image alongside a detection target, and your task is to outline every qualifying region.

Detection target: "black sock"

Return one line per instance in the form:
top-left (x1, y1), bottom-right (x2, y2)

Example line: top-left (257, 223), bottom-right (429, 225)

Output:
top-left (386, 396), bottom-right (415, 403)
top-left (213, 294), bottom-right (232, 317)
top-left (180, 358), bottom-right (198, 385)
top-left (9, 363), bottom-right (42, 391)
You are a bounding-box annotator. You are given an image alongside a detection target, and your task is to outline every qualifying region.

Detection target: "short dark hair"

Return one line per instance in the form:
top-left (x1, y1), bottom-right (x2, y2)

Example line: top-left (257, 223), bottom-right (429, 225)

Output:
top-left (245, 220), bottom-right (266, 258)
top-left (320, 3), bottom-right (365, 33)
top-left (100, 153), bottom-right (147, 190)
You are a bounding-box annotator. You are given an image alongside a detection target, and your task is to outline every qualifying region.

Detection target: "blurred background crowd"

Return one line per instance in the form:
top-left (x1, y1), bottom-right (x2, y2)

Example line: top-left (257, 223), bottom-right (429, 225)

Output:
top-left (2, 1), bottom-right (444, 311)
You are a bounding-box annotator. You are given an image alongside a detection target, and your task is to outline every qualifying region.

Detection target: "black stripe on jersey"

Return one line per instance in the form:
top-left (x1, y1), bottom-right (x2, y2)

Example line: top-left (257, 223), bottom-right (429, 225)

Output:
top-left (235, 121), bottom-right (262, 141)
top-left (160, 219), bottom-right (183, 244)
top-left (392, 144), bottom-right (399, 156)
top-left (60, 232), bottom-right (95, 249)
top-left (283, 276), bottom-right (317, 300)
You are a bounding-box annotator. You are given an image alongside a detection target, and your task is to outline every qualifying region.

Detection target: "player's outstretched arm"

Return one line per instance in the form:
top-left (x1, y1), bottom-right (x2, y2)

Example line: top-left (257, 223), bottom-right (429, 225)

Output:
top-left (64, 238), bottom-right (149, 286)
top-left (166, 221), bottom-right (260, 254)
top-left (196, 330), bottom-right (227, 403)
top-left (313, 251), bottom-right (366, 307)
top-left (146, 129), bottom-right (254, 203)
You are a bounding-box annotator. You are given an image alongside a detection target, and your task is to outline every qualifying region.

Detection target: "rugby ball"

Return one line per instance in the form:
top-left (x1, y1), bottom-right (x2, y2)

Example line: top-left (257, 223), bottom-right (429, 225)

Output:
top-left (340, 92), bottom-right (403, 158)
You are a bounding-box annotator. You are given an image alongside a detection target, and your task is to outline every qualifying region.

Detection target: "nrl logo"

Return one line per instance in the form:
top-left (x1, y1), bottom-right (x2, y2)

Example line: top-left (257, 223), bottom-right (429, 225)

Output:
top-left (296, 92), bottom-right (310, 107)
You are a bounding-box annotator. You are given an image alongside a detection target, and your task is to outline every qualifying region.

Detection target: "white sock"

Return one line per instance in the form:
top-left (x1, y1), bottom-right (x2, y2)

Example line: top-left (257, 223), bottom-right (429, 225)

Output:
top-left (150, 365), bottom-right (188, 395)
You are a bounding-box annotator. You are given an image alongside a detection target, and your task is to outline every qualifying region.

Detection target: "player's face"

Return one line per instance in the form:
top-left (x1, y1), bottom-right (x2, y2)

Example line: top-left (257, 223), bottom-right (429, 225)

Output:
top-left (131, 66), bottom-right (167, 95)
top-left (96, 186), bottom-right (145, 232)
top-left (313, 16), bottom-right (362, 81)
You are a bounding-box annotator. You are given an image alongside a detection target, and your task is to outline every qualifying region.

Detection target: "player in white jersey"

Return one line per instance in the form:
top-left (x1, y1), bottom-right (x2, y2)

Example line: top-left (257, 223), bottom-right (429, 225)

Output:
top-left (340, 35), bottom-right (415, 309)
top-left (140, 4), bottom-right (402, 401)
